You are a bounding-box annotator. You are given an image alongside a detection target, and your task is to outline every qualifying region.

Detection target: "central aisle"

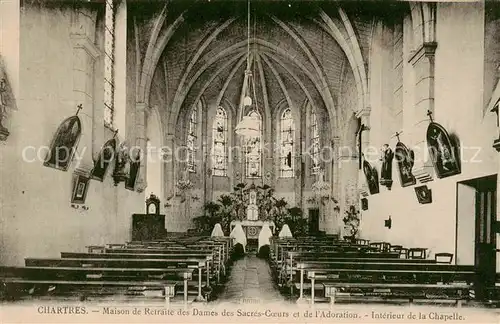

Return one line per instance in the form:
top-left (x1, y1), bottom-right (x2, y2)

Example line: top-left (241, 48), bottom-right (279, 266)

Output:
top-left (217, 254), bottom-right (285, 304)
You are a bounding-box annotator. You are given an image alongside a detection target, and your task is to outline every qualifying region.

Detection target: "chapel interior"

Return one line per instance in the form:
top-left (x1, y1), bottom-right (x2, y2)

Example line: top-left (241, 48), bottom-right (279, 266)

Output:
top-left (1, 0), bottom-right (500, 309)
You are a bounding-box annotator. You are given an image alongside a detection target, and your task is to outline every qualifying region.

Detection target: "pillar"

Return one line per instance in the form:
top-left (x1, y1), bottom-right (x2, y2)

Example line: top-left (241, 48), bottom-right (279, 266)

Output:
top-left (493, 101), bottom-right (500, 273)
top-left (135, 102), bottom-right (147, 193)
top-left (70, 10), bottom-right (100, 174)
top-left (409, 42), bottom-right (437, 183)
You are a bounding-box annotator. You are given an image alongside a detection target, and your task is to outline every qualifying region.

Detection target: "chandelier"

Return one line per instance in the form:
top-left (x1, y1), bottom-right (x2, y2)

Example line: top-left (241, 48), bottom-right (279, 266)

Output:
top-left (312, 170), bottom-right (332, 202)
top-left (234, 0), bottom-right (260, 139)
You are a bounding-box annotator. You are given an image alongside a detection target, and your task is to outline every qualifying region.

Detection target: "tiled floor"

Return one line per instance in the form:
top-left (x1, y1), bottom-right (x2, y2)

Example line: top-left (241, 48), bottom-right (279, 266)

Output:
top-left (217, 254), bottom-right (285, 304)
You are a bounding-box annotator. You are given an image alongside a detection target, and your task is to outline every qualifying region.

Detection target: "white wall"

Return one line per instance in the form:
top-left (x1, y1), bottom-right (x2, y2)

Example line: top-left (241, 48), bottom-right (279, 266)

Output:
top-left (360, 2), bottom-right (496, 260)
top-left (0, 4), bottom-right (142, 266)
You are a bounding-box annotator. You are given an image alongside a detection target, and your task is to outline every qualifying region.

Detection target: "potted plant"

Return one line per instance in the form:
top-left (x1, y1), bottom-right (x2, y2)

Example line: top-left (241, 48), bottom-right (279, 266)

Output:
top-left (342, 205), bottom-right (360, 242)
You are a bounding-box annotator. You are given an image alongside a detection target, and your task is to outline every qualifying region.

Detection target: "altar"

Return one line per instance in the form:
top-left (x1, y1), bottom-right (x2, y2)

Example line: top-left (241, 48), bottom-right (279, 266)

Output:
top-left (230, 220), bottom-right (275, 240)
top-left (229, 185), bottom-right (275, 241)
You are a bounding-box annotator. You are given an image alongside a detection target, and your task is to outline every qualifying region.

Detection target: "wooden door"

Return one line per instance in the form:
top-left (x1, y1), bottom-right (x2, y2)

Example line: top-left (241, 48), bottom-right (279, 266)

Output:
top-left (475, 179), bottom-right (496, 300)
top-left (308, 208), bottom-right (319, 235)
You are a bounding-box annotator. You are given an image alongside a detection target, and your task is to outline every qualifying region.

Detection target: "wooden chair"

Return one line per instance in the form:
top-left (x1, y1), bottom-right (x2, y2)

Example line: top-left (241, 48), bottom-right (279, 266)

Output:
top-left (390, 245), bottom-right (402, 253)
top-left (408, 248), bottom-right (427, 259)
top-left (370, 242), bottom-right (391, 252)
top-left (435, 252), bottom-right (453, 264)
top-left (355, 239), bottom-right (369, 246)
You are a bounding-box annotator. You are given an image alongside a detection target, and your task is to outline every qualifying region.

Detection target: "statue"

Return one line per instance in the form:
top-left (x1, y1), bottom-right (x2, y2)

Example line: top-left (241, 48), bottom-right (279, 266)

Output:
top-left (379, 144), bottom-right (394, 190)
top-left (113, 142), bottom-right (130, 185)
top-left (0, 78), bottom-right (8, 133)
top-left (246, 188), bottom-right (259, 221)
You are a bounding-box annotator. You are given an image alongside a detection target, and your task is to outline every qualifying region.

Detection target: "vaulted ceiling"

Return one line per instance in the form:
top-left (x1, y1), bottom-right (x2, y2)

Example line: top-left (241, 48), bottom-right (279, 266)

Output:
top-left (132, 0), bottom-right (409, 132)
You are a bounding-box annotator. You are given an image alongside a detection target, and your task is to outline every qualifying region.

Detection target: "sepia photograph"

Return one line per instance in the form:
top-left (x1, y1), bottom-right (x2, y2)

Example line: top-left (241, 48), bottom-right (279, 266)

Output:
top-left (0, 0), bottom-right (500, 323)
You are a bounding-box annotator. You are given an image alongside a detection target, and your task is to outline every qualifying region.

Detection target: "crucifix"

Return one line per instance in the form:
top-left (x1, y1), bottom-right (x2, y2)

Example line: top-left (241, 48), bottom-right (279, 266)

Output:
top-left (427, 110), bottom-right (434, 123)
top-left (394, 131), bottom-right (401, 142)
top-left (75, 104), bottom-right (83, 116)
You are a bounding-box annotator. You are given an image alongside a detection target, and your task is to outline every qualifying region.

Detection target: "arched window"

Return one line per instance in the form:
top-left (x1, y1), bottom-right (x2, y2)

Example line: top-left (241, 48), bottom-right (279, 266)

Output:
top-left (245, 110), bottom-right (262, 178)
top-left (212, 107), bottom-right (228, 176)
top-left (310, 107), bottom-right (320, 173)
top-left (187, 104), bottom-right (198, 172)
top-left (280, 108), bottom-right (295, 178)
top-left (103, 0), bottom-right (116, 128)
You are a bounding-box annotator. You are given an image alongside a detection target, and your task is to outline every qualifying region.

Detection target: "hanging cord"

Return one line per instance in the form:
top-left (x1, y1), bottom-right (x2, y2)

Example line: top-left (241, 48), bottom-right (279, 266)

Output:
top-left (251, 3), bottom-right (258, 114)
top-left (246, 0), bottom-right (251, 71)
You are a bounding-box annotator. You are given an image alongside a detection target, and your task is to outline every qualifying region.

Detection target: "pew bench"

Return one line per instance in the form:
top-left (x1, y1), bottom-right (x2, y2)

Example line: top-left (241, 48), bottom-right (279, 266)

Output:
top-left (292, 262), bottom-right (474, 303)
top-left (0, 265), bottom-right (195, 303)
top-left (321, 281), bottom-right (473, 307)
top-left (0, 278), bottom-right (179, 303)
top-left (279, 251), bottom-right (401, 285)
top-left (24, 257), bottom-right (214, 301)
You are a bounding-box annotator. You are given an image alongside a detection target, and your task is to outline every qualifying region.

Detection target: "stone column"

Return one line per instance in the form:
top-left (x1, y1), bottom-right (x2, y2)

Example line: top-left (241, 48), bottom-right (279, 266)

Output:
top-left (134, 102), bottom-right (147, 192)
top-left (70, 10), bottom-right (100, 174)
top-left (114, 0), bottom-right (127, 134)
top-left (409, 42), bottom-right (437, 183)
top-left (330, 136), bottom-right (341, 234)
top-left (164, 133), bottom-right (175, 199)
top-left (493, 101), bottom-right (500, 273)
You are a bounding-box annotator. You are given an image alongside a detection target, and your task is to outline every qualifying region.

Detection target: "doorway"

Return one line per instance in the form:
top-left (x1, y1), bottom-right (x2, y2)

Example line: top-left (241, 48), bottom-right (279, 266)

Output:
top-left (308, 208), bottom-right (320, 235)
top-left (459, 174), bottom-right (497, 300)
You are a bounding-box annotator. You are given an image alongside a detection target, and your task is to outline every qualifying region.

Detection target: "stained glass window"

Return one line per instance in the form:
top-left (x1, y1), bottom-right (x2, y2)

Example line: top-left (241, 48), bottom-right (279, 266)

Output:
top-left (212, 107), bottom-right (228, 176)
top-left (104, 0), bottom-right (115, 128)
top-left (310, 107), bottom-right (320, 173)
top-left (187, 104), bottom-right (198, 172)
top-left (280, 108), bottom-right (295, 178)
top-left (245, 111), bottom-right (262, 178)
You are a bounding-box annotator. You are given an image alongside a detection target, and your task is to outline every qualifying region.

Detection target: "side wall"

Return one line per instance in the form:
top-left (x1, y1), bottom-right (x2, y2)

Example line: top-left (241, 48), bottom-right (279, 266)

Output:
top-left (361, 2), bottom-right (497, 259)
top-left (0, 3), bottom-right (142, 266)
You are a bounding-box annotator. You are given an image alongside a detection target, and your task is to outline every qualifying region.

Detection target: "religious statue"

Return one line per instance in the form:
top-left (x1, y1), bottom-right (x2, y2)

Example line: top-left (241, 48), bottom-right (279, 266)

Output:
top-left (113, 141), bottom-right (131, 185)
top-left (246, 187), bottom-right (259, 221)
top-left (0, 78), bottom-right (8, 133)
top-left (379, 144), bottom-right (394, 190)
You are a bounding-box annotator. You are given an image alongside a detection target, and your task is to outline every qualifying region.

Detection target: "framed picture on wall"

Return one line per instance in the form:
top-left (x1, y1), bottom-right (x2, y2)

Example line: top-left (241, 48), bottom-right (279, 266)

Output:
top-left (71, 173), bottom-right (90, 204)
top-left (414, 185), bottom-right (432, 204)
top-left (361, 198), bottom-right (368, 211)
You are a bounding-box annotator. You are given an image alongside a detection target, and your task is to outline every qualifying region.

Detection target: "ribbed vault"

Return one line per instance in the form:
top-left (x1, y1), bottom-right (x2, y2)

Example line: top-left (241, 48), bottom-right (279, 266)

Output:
top-left (134, 1), bottom-right (411, 137)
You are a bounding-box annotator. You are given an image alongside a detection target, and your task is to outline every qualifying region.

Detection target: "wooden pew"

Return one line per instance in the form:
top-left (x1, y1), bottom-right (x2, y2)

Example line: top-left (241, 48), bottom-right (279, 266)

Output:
top-left (0, 278), bottom-right (180, 303)
top-left (298, 263), bottom-right (474, 306)
top-left (24, 257), bottom-right (211, 301)
top-left (0, 265), bottom-right (196, 303)
top-left (280, 251), bottom-right (400, 285)
top-left (320, 281), bottom-right (472, 307)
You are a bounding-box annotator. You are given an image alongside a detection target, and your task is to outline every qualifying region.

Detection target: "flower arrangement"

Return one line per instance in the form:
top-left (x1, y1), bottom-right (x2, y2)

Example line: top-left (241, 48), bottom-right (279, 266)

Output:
top-left (342, 205), bottom-right (360, 242)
